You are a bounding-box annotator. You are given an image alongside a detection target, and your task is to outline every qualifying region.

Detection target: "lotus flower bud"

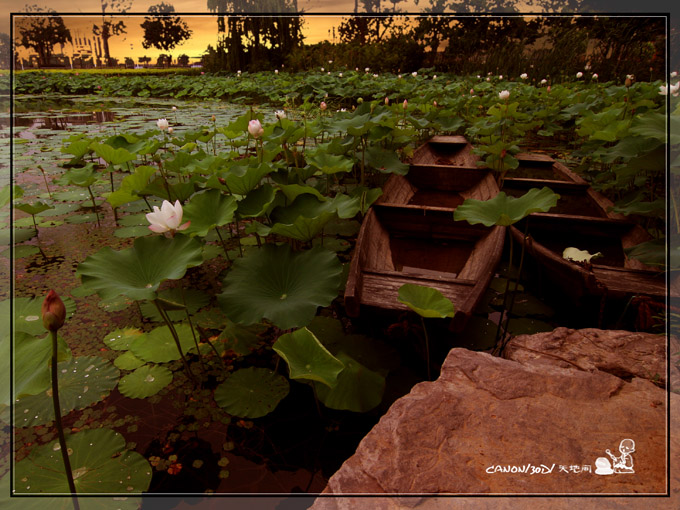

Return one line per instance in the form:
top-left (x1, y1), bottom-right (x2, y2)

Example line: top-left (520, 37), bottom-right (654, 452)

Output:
top-left (320, 101), bottom-right (327, 111)
top-left (403, 99), bottom-right (408, 109)
top-left (499, 90), bottom-right (510, 100)
top-left (576, 71), bottom-right (583, 79)
top-left (275, 110), bottom-right (286, 120)
top-left (42, 290), bottom-right (66, 332)
top-left (157, 118), bottom-right (169, 131)
top-left (248, 119), bottom-right (264, 138)
top-left (167, 127), bottom-right (173, 134)
top-left (385, 97), bottom-right (389, 105)
top-left (592, 73), bottom-right (598, 80)
top-left (412, 71), bottom-right (417, 77)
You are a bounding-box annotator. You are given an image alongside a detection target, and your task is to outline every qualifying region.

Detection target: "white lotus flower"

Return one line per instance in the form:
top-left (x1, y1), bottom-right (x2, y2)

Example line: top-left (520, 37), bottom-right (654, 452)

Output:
top-left (339, 72), bottom-right (343, 77)
top-left (275, 110), bottom-right (286, 120)
top-left (592, 73), bottom-right (598, 79)
top-left (540, 79), bottom-right (548, 84)
top-left (248, 119), bottom-right (264, 138)
top-left (671, 71), bottom-right (678, 78)
top-left (659, 84), bottom-right (668, 95)
top-left (433, 75), bottom-right (437, 80)
top-left (157, 118), bottom-right (169, 131)
top-left (146, 200), bottom-right (190, 233)
top-left (671, 82), bottom-right (680, 96)
top-left (172, 106), bottom-right (177, 111)
top-left (499, 90), bottom-right (510, 100)
top-left (321, 67), bottom-right (324, 72)
top-left (412, 71), bottom-right (417, 77)
top-left (520, 73), bottom-right (528, 79)
top-left (365, 67), bottom-right (370, 72)
top-left (576, 72), bottom-right (583, 78)
top-left (274, 69), bottom-right (279, 74)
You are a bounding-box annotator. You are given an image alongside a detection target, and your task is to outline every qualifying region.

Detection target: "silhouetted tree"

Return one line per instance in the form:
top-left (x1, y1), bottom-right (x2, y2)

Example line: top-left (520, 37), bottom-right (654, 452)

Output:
top-left (141, 3), bottom-right (192, 67)
top-left (92, 0), bottom-right (132, 66)
top-left (15, 5), bottom-right (72, 67)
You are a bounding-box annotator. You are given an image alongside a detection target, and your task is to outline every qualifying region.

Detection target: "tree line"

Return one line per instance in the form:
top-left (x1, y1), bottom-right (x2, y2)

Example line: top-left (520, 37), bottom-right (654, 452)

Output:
top-left (11, 0), bottom-right (668, 81)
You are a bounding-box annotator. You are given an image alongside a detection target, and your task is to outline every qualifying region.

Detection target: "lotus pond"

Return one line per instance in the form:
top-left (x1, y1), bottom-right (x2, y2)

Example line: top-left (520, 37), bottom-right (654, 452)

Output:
top-left (2, 70), bottom-right (671, 503)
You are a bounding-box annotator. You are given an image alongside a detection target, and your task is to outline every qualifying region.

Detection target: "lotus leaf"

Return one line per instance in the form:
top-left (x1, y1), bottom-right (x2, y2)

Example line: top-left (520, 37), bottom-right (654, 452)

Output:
top-left (398, 284), bottom-right (456, 319)
top-left (14, 356), bottom-right (120, 428)
top-left (182, 189), bottom-right (237, 237)
top-left (273, 328), bottom-right (344, 387)
top-left (213, 319), bottom-right (266, 356)
top-left (306, 150), bottom-right (354, 175)
top-left (14, 428), bottom-right (152, 494)
top-left (364, 146), bottom-right (409, 175)
top-left (16, 201), bottom-right (53, 216)
top-left (218, 244), bottom-right (342, 329)
top-left (221, 162), bottom-right (272, 195)
top-left (60, 164), bottom-right (98, 188)
top-left (129, 323), bottom-right (197, 363)
top-left (214, 367), bottom-right (289, 418)
top-left (236, 183), bottom-right (277, 218)
top-left (138, 288), bottom-right (210, 322)
top-left (624, 238), bottom-right (666, 267)
top-left (90, 142), bottom-right (137, 166)
top-left (313, 352), bottom-right (385, 412)
top-left (114, 351), bottom-right (146, 371)
top-left (270, 212), bottom-right (335, 242)
top-left (118, 365), bottom-right (172, 398)
top-left (76, 235), bottom-right (204, 301)
top-left (12, 331), bottom-right (71, 401)
top-left (454, 187), bottom-right (560, 227)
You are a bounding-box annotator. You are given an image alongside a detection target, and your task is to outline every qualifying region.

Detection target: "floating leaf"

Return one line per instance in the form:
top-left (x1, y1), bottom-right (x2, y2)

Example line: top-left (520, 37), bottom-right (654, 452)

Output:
top-left (10, 296), bottom-right (76, 336)
top-left (454, 187), bottom-right (560, 227)
top-left (218, 244), bottom-right (342, 329)
top-left (14, 428), bottom-right (152, 494)
top-left (118, 365), bottom-right (172, 398)
top-left (114, 351), bottom-right (146, 371)
top-left (76, 235), bottom-right (204, 301)
top-left (397, 284), bottom-right (456, 319)
top-left (214, 367), bottom-right (289, 419)
top-left (129, 323), bottom-right (197, 363)
top-left (213, 319), bottom-right (266, 357)
top-left (13, 356), bottom-right (120, 428)
top-left (273, 328), bottom-right (344, 387)
top-left (313, 352), bottom-right (385, 413)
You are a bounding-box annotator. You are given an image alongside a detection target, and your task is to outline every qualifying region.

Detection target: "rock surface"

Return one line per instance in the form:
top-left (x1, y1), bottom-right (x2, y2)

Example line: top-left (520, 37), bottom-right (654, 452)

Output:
top-left (310, 329), bottom-right (675, 510)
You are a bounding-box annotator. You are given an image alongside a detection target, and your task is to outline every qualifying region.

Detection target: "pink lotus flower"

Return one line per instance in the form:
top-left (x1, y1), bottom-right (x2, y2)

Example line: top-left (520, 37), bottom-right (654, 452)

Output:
top-left (146, 200), bottom-right (190, 233)
top-left (248, 119), bottom-right (264, 138)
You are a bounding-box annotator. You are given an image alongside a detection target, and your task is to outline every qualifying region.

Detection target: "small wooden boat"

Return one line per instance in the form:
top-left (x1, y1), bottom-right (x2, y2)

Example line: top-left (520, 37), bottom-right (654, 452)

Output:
top-left (344, 204), bottom-right (505, 331)
top-left (346, 136), bottom-right (505, 330)
top-left (503, 153), bottom-right (665, 301)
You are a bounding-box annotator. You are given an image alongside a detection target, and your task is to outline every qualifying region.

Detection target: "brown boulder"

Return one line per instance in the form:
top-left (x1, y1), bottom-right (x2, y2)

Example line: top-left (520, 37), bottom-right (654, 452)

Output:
top-left (311, 329), bottom-right (674, 509)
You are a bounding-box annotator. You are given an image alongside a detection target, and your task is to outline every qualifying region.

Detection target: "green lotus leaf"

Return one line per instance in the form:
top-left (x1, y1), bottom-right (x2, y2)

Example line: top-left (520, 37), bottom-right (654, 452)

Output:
top-left (273, 328), bottom-right (344, 387)
top-left (563, 247), bottom-right (604, 263)
top-left (270, 211), bottom-right (335, 242)
top-left (76, 235), bottom-right (204, 301)
top-left (214, 367), bottom-right (289, 419)
top-left (218, 244), bottom-right (342, 330)
top-left (236, 183), bottom-right (277, 218)
top-left (14, 428), bottom-right (152, 494)
top-left (306, 150), bottom-right (354, 175)
top-left (350, 186), bottom-right (383, 215)
top-left (222, 162), bottom-right (272, 195)
top-left (138, 288), bottom-right (210, 322)
top-left (106, 165), bottom-right (157, 208)
top-left (454, 187), bottom-right (560, 227)
top-left (113, 351), bottom-right (146, 371)
top-left (0, 184), bottom-right (23, 208)
top-left (13, 356), bottom-right (120, 428)
top-left (212, 319), bottom-right (266, 357)
top-left (364, 145), bottom-right (409, 175)
top-left (60, 164), bottom-right (98, 188)
top-left (129, 323), bottom-right (197, 363)
top-left (91, 142), bottom-right (137, 166)
top-left (118, 365), bottom-right (172, 398)
top-left (10, 296), bottom-right (76, 336)
top-left (624, 238), bottom-right (666, 267)
top-left (313, 352), bottom-right (386, 413)
top-left (182, 189), bottom-right (237, 237)
top-left (278, 184), bottom-right (327, 203)
top-left (13, 331), bottom-right (71, 401)
top-left (0, 472), bottom-right (142, 510)
top-left (398, 284), bottom-right (456, 319)
top-left (16, 201), bottom-right (53, 216)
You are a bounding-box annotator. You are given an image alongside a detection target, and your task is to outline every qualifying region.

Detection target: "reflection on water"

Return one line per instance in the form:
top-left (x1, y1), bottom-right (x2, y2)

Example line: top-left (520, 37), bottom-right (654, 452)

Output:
top-left (12, 111), bottom-right (117, 133)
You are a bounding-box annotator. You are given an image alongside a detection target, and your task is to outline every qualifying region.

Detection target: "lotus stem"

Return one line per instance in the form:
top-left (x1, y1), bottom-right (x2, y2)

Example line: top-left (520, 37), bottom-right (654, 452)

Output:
top-left (37, 166), bottom-right (52, 198)
top-left (214, 227), bottom-right (231, 261)
top-left (153, 299), bottom-right (196, 382)
top-left (50, 330), bottom-right (80, 510)
top-left (109, 168), bottom-right (114, 193)
top-left (494, 231), bottom-right (514, 347)
top-left (86, 186), bottom-right (101, 227)
top-left (420, 316), bottom-right (432, 381)
top-left (180, 287), bottom-right (207, 373)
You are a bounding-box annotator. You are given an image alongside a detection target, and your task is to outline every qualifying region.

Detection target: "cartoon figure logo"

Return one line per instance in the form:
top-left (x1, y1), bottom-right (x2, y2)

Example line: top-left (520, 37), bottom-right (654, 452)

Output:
top-left (596, 439), bottom-right (635, 475)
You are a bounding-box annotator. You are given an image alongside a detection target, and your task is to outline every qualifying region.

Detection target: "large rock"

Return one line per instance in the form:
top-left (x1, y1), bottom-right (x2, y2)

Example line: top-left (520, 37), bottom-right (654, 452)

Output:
top-left (311, 329), bottom-right (675, 510)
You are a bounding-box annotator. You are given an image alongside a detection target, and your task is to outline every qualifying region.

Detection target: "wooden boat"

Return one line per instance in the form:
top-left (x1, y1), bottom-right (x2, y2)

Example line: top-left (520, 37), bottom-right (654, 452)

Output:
top-left (344, 204), bottom-right (505, 331)
top-left (503, 152), bottom-right (665, 301)
top-left (345, 135), bottom-right (504, 331)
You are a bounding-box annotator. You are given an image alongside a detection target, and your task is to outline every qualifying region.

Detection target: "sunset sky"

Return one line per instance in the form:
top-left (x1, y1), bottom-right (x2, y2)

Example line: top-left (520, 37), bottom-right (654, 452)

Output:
top-left (5, 0), bottom-right (425, 64)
